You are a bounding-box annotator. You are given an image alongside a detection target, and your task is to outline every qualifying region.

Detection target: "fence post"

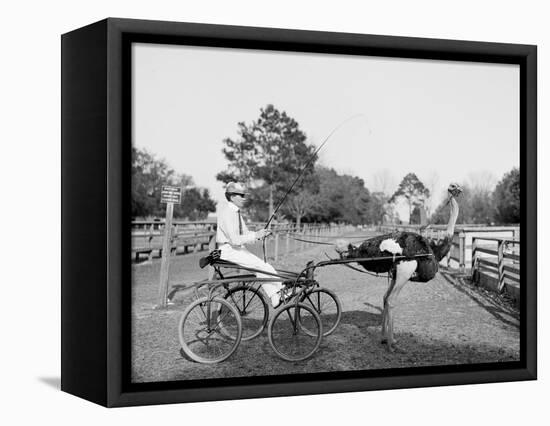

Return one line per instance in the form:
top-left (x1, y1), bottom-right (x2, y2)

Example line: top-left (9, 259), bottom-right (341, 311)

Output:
top-left (274, 232), bottom-right (279, 262)
top-left (459, 231), bottom-right (466, 272)
top-left (147, 224), bottom-right (155, 261)
top-left (471, 237), bottom-right (477, 268)
top-left (286, 230), bottom-right (290, 256)
top-left (497, 240), bottom-right (505, 291)
top-left (471, 237), bottom-right (478, 281)
top-left (157, 203), bottom-right (175, 308)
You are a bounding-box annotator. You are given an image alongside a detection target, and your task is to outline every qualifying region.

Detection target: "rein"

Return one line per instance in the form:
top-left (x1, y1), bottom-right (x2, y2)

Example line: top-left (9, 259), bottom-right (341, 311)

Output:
top-left (323, 252), bottom-right (389, 278)
top-left (286, 232), bottom-right (376, 246)
top-left (285, 232), bottom-right (374, 240)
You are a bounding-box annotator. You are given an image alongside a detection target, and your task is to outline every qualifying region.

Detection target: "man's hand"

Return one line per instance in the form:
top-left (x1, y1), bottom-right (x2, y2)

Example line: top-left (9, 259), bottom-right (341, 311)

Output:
top-left (256, 229), bottom-right (272, 239)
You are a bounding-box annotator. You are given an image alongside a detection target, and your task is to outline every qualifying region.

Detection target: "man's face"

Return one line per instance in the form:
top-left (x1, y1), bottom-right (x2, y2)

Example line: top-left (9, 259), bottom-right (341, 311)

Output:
top-left (230, 193), bottom-right (246, 209)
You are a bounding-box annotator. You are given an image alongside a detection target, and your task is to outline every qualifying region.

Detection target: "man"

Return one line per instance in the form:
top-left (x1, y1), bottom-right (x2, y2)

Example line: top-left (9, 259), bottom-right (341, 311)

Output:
top-left (216, 182), bottom-right (288, 308)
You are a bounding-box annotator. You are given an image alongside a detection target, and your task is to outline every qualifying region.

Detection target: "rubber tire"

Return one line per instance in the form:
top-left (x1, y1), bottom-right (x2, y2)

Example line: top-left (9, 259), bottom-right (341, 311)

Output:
top-left (178, 296), bottom-right (242, 364)
top-left (268, 302), bottom-right (322, 362)
top-left (298, 288), bottom-right (342, 337)
top-left (222, 285), bottom-right (269, 341)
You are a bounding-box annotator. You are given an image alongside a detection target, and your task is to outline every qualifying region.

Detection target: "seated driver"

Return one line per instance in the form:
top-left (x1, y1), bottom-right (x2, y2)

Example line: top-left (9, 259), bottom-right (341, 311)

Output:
top-left (216, 182), bottom-right (288, 308)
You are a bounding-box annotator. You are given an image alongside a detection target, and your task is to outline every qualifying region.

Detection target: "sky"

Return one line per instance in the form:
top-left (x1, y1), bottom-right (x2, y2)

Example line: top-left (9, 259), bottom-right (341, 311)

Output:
top-left (132, 43), bottom-right (519, 221)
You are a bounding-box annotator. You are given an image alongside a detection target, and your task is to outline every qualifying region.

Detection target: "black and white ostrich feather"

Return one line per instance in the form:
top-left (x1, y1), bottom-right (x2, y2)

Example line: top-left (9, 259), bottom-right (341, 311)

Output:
top-left (340, 231), bottom-right (452, 282)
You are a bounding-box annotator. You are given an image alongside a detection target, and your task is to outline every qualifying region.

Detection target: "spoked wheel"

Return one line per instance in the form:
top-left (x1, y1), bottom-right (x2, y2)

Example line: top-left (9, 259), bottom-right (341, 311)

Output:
top-left (268, 302), bottom-right (322, 362)
top-left (298, 288), bottom-right (342, 337)
top-left (178, 297), bottom-right (242, 364)
top-left (222, 284), bottom-right (269, 341)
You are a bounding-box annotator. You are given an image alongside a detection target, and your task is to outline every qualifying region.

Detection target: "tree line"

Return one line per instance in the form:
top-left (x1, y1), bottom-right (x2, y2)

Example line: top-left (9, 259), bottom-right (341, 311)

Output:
top-left (131, 104), bottom-right (520, 226)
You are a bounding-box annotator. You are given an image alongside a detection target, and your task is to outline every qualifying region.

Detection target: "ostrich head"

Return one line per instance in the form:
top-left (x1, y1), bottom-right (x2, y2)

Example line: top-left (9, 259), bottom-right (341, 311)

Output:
top-left (335, 239), bottom-right (354, 258)
top-left (447, 183), bottom-right (463, 199)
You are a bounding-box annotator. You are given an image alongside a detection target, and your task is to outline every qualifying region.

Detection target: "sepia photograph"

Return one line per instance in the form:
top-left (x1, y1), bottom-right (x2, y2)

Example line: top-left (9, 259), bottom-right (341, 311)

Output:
top-left (130, 41), bottom-right (521, 384)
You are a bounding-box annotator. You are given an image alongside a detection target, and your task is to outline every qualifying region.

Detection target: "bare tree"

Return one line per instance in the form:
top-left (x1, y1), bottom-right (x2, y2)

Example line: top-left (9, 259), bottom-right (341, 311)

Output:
top-left (372, 169), bottom-right (397, 196)
top-left (285, 189), bottom-right (320, 229)
top-left (424, 171), bottom-right (440, 216)
top-left (467, 171), bottom-right (497, 192)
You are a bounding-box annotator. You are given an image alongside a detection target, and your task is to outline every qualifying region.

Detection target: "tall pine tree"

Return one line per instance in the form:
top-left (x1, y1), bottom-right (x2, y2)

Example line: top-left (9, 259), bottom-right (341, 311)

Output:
top-left (217, 104), bottom-right (317, 221)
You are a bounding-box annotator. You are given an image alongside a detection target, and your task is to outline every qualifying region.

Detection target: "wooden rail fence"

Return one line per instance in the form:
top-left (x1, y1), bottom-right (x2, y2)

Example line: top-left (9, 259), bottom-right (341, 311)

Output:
top-left (131, 221), bottom-right (354, 262)
top-left (131, 226), bottom-right (215, 262)
top-left (471, 236), bottom-right (520, 293)
top-left (378, 223), bottom-right (521, 303)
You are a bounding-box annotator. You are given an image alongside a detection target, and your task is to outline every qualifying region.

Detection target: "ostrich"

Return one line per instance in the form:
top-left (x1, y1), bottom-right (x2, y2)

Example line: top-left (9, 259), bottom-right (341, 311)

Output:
top-left (335, 183), bottom-right (463, 352)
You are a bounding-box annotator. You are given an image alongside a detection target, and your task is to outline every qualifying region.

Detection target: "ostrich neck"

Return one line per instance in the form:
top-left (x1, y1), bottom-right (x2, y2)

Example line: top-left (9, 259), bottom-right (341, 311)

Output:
top-left (446, 197), bottom-right (459, 236)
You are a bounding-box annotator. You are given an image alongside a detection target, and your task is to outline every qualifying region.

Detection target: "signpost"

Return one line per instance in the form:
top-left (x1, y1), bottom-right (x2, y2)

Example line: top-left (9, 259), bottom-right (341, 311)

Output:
top-left (157, 185), bottom-right (182, 308)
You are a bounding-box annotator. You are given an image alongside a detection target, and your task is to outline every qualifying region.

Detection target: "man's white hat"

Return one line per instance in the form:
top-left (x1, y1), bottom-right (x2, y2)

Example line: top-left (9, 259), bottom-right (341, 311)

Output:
top-left (225, 182), bottom-right (247, 194)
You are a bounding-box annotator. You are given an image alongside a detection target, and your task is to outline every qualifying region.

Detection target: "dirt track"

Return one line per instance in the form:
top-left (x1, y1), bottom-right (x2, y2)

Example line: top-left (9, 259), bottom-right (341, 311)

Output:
top-left (131, 230), bottom-right (520, 383)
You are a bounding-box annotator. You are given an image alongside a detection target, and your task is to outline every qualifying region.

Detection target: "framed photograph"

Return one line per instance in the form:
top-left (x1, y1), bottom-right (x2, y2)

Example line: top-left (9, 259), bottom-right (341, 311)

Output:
top-left (61, 18), bottom-right (536, 407)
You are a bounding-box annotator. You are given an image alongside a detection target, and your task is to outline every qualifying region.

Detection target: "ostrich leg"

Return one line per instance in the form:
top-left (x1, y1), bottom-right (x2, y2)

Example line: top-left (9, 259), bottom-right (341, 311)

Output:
top-left (381, 277), bottom-right (396, 344)
top-left (382, 260), bottom-right (417, 352)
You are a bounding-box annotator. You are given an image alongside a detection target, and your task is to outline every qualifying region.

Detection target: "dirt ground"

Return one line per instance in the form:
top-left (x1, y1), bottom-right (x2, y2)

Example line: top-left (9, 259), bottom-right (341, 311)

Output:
top-left (131, 230), bottom-right (520, 383)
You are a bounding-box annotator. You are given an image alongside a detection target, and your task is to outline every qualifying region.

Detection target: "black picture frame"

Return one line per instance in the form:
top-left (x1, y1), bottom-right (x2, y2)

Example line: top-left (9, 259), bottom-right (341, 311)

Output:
top-left (61, 17), bottom-right (537, 407)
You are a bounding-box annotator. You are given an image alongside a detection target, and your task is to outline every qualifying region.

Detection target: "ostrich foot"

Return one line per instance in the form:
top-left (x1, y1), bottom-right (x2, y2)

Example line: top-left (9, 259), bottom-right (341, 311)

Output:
top-left (380, 337), bottom-right (399, 345)
top-left (383, 340), bottom-right (406, 353)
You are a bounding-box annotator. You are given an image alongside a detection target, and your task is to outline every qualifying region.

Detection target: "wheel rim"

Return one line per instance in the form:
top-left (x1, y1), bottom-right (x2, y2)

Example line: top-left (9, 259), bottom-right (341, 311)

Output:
top-left (299, 288), bottom-right (341, 336)
top-left (179, 298), bottom-right (241, 363)
top-left (223, 286), bottom-right (268, 341)
top-left (269, 303), bottom-right (322, 361)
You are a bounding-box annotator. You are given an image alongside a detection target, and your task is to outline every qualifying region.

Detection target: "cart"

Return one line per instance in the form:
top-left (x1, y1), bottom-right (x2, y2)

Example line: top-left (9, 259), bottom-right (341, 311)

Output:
top-left (169, 251), bottom-right (341, 363)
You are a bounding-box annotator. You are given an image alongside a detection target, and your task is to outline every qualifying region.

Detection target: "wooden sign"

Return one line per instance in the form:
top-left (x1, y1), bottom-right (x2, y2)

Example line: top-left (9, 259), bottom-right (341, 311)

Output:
top-left (160, 185), bottom-right (182, 204)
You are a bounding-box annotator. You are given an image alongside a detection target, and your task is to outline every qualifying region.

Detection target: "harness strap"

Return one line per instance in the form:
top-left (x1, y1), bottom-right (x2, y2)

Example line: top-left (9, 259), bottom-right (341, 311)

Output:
top-left (290, 236), bottom-right (334, 246)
